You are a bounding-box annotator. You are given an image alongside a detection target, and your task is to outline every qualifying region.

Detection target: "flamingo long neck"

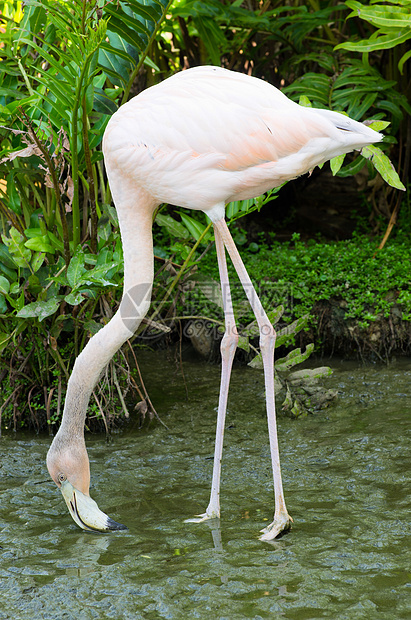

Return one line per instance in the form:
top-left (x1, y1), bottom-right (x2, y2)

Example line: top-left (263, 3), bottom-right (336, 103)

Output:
top-left (59, 186), bottom-right (158, 438)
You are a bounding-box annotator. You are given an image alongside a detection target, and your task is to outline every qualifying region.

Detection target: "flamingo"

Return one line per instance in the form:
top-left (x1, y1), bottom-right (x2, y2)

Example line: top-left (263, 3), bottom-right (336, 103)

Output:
top-left (46, 66), bottom-right (382, 540)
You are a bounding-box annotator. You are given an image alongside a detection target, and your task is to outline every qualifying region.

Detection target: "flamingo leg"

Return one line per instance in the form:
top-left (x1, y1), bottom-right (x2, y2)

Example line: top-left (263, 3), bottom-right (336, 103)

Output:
top-left (213, 217), bottom-right (292, 541)
top-left (185, 224), bottom-right (238, 523)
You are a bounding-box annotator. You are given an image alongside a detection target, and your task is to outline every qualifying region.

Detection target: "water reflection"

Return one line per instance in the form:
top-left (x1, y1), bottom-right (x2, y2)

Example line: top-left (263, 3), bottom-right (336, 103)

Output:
top-left (1, 353), bottom-right (410, 619)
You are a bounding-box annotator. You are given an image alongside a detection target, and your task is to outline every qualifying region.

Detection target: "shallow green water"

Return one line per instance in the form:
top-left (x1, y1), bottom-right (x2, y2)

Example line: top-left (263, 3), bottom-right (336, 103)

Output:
top-left (1, 352), bottom-right (410, 619)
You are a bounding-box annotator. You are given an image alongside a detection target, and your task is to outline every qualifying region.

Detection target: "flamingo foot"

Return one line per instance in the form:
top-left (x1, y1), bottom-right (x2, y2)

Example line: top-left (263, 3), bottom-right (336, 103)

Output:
top-left (259, 514), bottom-right (293, 541)
top-left (184, 506), bottom-right (220, 523)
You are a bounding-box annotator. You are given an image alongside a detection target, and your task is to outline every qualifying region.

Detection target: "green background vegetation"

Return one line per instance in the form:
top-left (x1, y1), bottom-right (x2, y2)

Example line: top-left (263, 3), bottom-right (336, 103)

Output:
top-left (0, 0), bottom-right (409, 429)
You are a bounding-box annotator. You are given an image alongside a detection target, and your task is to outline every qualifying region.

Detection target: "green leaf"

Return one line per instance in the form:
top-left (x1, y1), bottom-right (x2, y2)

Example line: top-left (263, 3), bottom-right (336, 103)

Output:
top-left (47, 231), bottom-right (64, 253)
top-left (155, 213), bottom-right (190, 238)
top-left (248, 352), bottom-right (263, 369)
top-left (77, 262), bottom-right (119, 287)
top-left (0, 244), bottom-right (17, 270)
top-left (237, 335), bottom-right (250, 353)
top-left (64, 291), bottom-right (85, 306)
top-left (281, 385), bottom-right (293, 411)
top-left (195, 18), bottom-right (224, 65)
top-left (0, 261), bottom-right (17, 281)
top-left (291, 398), bottom-right (307, 418)
top-left (251, 341), bottom-right (315, 371)
top-left (367, 120), bottom-right (390, 132)
top-left (275, 315), bottom-right (310, 347)
top-left (99, 36), bottom-right (136, 86)
top-left (31, 252), bottom-right (46, 273)
top-left (268, 306), bottom-right (285, 326)
top-left (344, 1), bottom-right (411, 30)
top-left (0, 275), bottom-right (10, 295)
top-left (17, 298), bottom-right (60, 321)
top-left (83, 319), bottom-right (103, 336)
top-left (180, 213), bottom-right (212, 241)
top-left (1, 228), bottom-right (31, 268)
top-left (28, 84), bottom-right (71, 122)
top-left (378, 98), bottom-right (408, 120)
top-left (128, 0), bottom-right (162, 22)
top-left (0, 331), bottom-right (10, 352)
top-left (283, 72), bottom-right (331, 106)
top-left (104, 11), bottom-right (150, 47)
top-left (226, 190), bottom-right (280, 224)
top-left (335, 29), bottom-right (411, 53)
top-left (348, 92), bottom-right (378, 120)
top-left (143, 56), bottom-right (160, 71)
top-left (336, 155), bottom-right (367, 178)
top-left (330, 154), bottom-right (346, 176)
top-left (288, 367), bottom-right (333, 385)
top-left (31, 70), bottom-right (73, 109)
top-left (24, 235), bottom-right (55, 254)
top-left (398, 48), bottom-right (411, 74)
top-left (361, 145), bottom-right (405, 190)
top-left (67, 248), bottom-right (86, 288)
top-left (298, 94), bottom-right (312, 107)
top-left (275, 344), bottom-right (315, 373)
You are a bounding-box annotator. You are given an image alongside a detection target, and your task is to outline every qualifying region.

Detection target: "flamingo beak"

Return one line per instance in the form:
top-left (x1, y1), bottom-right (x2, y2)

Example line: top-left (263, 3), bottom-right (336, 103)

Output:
top-left (60, 479), bottom-right (127, 532)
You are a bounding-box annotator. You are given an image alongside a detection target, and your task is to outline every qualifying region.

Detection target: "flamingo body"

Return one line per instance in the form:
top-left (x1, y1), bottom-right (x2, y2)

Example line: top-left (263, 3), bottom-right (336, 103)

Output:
top-left (104, 66), bottom-right (381, 219)
top-left (47, 66), bottom-right (382, 538)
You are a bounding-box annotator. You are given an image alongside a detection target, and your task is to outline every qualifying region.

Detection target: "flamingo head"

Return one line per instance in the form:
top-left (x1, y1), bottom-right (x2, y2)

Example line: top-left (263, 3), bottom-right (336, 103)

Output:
top-left (46, 438), bottom-right (127, 532)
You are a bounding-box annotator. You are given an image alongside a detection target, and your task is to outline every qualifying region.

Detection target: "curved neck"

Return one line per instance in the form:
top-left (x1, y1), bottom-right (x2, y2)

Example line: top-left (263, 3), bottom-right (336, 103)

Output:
top-left (60, 186), bottom-right (158, 437)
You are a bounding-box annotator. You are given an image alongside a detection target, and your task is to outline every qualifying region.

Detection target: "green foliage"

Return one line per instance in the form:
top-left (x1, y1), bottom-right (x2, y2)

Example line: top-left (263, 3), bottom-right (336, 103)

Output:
top-left (335, 0), bottom-right (411, 74)
top-left (204, 230), bottom-right (411, 329)
top-left (102, 0), bottom-right (174, 100)
top-left (284, 59), bottom-right (408, 124)
top-left (0, 0), bottom-right (408, 428)
top-left (226, 189), bottom-right (282, 223)
top-left (361, 144), bottom-right (405, 190)
top-left (0, 0), bottom-right (172, 429)
top-left (0, 0), bottom-right (173, 252)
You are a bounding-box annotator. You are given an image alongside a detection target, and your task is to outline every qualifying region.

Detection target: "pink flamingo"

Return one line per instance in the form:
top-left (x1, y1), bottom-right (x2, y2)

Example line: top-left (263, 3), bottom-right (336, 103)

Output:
top-left (47, 66), bottom-right (382, 540)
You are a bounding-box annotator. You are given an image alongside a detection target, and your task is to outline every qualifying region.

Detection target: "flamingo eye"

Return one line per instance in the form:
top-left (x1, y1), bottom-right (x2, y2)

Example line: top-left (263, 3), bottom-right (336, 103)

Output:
top-left (57, 473), bottom-right (67, 484)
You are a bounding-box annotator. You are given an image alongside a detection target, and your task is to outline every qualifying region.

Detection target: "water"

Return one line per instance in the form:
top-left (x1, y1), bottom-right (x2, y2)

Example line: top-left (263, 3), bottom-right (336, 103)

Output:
top-left (1, 351), bottom-right (410, 619)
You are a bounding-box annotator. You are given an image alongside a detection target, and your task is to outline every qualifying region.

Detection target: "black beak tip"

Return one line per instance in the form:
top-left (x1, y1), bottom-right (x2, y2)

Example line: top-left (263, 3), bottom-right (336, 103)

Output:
top-left (107, 517), bottom-right (128, 531)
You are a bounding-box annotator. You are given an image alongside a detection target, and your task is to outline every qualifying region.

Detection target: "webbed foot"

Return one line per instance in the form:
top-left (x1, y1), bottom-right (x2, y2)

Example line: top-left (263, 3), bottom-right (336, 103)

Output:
top-left (259, 514), bottom-right (293, 541)
top-left (184, 508), bottom-right (220, 524)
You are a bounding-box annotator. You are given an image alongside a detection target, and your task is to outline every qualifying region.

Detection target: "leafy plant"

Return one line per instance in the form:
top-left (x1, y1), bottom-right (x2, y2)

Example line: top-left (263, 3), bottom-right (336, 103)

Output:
top-left (335, 0), bottom-right (411, 75)
top-left (0, 0), bottom-right (172, 430)
top-left (334, 0), bottom-right (411, 248)
top-left (246, 308), bottom-right (337, 417)
top-left (0, 0), bottom-right (408, 430)
top-left (198, 228), bottom-right (411, 330)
